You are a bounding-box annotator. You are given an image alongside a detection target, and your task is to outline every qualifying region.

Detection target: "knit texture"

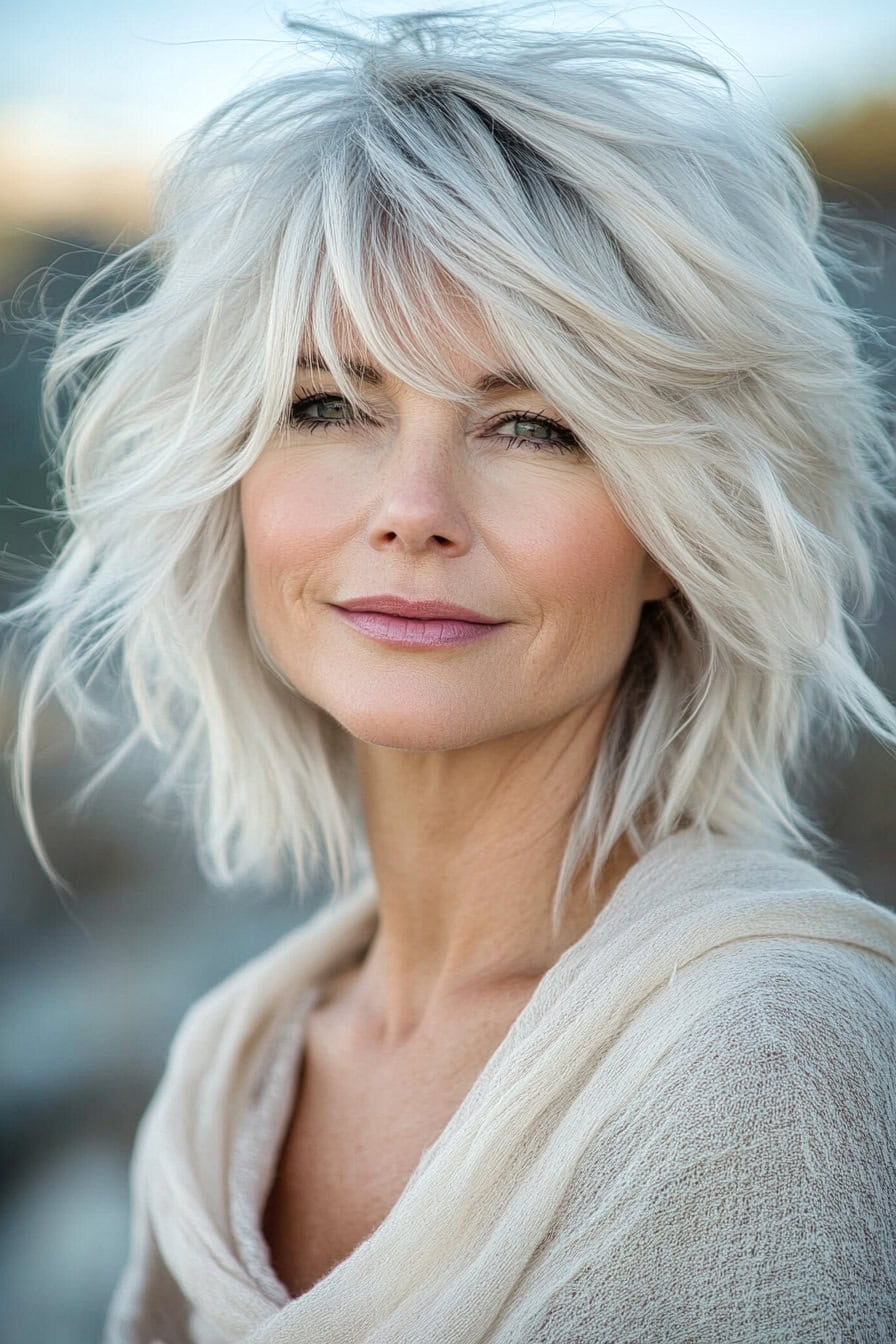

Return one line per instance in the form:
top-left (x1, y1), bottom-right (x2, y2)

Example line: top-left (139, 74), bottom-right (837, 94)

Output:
top-left (103, 830), bottom-right (896, 1342)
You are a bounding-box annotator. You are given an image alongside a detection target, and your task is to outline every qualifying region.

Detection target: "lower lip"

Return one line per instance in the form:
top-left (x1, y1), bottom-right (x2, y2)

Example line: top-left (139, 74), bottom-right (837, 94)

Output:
top-left (332, 608), bottom-right (505, 648)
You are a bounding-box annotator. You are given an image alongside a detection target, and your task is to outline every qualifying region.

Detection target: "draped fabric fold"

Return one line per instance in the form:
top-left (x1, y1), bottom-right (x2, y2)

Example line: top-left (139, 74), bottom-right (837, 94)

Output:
top-left (104, 830), bottom-right (896, 1343)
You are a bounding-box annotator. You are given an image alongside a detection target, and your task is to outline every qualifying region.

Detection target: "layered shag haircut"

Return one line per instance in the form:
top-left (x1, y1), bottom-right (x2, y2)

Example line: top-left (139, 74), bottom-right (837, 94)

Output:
top-left (7, 3), bottom-right (896, 916)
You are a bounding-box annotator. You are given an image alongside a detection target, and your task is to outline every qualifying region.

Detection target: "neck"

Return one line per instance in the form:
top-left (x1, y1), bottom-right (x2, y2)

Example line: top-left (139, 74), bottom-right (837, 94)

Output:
top-left (348, 700), bottom-right (635, 1047)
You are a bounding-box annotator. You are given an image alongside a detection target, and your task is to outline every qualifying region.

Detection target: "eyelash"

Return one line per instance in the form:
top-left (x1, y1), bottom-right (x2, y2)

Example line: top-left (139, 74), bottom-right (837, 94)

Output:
top-left (284, 392), bottom-right (583, 454)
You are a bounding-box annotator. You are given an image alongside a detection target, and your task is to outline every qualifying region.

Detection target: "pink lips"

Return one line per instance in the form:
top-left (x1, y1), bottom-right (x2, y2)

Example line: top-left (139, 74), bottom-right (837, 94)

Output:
top-left (331, 594), bottom-right (505, 649)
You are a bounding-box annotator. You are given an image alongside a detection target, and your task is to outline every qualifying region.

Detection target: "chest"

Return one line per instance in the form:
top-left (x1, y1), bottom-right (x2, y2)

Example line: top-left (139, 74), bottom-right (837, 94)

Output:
top-left (261, 994), bottom-right (527, 1299)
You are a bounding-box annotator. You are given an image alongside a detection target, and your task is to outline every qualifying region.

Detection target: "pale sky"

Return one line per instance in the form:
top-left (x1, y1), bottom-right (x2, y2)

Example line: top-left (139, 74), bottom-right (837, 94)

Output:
top-left (3, 1), bottom-right (895, 192)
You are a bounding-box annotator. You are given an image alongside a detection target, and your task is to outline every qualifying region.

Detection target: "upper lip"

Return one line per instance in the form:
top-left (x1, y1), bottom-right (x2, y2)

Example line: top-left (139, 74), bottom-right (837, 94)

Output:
top-left (334, 595), bottom-right (499, 623)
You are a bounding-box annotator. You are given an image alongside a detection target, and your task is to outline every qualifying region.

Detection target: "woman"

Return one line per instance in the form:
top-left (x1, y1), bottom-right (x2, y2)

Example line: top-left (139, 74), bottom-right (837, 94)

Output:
top-left (7, 6), bottom-right (896, 1341)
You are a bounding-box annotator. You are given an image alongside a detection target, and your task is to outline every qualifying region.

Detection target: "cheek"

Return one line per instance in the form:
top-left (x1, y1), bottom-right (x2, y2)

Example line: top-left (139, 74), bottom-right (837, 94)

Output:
top-left (527, 504), bottom-right (651, 701)
top-left (497, 474), bottom-right (649, 630)
top-left (238, 451), bottom-right (364, 681)
top-left (239, 449), bottom-right (357, 589)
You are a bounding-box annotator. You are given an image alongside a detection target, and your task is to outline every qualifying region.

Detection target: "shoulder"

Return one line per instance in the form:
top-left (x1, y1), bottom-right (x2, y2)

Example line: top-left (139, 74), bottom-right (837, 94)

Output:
top-left (633, 830), bottom-right (896, 997)
top-left (611, 831), bottom-right (896, 1062)
top-left (610, 933), bottom-right (896, 1233)
top-left (569, 933), bottom-right (896, 1341)
top-left (644, 933), bottom-right (896, 1151)
top-left (724, 934), bottom-right (892, 1043)
top-left (618, 830), bottom-right (896, 1108)
top-left (649, 829), bottom-right (891, 916)
top-left (155, 879), bottom-right (379, 1092)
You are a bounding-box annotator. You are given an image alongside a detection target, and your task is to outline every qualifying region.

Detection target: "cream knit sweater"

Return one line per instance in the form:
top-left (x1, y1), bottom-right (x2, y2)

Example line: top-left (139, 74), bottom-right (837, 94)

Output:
top-left (103, 829), bottom-right (896, 1343)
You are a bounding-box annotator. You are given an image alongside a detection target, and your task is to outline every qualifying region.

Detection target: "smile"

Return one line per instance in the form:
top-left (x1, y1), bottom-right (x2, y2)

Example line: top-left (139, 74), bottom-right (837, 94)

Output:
top-left (331, 607), bottom-right (506, 648)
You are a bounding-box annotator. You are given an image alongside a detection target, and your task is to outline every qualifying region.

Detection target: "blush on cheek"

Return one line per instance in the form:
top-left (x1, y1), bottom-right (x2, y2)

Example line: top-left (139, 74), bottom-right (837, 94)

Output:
top-left (522, 490), bottom-right (648, 606)
top-left (534, 499), bottom-right (653, 674)
top-left (240, 457), bottom-right (356, 573)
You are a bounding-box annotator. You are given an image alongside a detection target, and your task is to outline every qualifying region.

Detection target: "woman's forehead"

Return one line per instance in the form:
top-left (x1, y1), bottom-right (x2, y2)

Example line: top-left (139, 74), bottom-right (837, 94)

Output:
top-left (302, 273), bottom-right (537, 394)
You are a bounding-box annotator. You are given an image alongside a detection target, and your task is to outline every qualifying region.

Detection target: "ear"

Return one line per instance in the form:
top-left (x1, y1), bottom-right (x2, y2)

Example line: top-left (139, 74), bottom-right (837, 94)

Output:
top-left (642, 555), bottom-right (675, 603)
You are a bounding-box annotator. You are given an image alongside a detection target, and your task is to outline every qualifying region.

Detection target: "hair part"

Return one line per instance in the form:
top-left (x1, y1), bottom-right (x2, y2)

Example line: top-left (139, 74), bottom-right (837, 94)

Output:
top-left (5, 2), bottom-right (896, 922)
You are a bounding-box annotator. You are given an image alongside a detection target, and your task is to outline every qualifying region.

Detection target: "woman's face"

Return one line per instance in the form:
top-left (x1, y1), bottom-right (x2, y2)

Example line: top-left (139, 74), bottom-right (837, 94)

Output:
top-left (240, 304), bottom-right (670, 752)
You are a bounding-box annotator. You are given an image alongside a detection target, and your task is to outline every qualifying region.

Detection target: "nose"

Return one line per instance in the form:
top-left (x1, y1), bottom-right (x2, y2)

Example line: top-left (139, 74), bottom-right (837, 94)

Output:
top-left (366, 427), bottom-right (473, 558)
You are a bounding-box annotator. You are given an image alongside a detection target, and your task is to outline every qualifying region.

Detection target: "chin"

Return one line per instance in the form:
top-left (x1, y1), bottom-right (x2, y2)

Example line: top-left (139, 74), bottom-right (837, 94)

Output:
top-left (328, 699), bottom-right (498, 754)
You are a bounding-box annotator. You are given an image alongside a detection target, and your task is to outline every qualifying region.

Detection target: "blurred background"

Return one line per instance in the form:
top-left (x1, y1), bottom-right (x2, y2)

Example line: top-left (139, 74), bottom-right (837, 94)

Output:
top-left (1, 3), bottom-right (895, 1340)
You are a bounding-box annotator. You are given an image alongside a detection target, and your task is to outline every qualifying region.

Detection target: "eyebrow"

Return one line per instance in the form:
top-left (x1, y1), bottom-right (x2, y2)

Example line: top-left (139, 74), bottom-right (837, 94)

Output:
top-left (296, 351), bottom-right (533, 395)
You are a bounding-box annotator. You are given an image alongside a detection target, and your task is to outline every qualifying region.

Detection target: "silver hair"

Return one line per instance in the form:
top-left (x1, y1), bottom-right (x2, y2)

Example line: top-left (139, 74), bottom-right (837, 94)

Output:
top-left (6, 4), bottom-right (896, 921)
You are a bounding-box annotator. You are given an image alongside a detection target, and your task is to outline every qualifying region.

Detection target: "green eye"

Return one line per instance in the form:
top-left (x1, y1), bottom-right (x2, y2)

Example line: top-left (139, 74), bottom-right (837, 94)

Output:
top-left (490, 413), bottom-right (581, 450)
top-left (288, 394), bottom-right (363, 427)
top-left (284, 395), bottom-right (583, 456)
